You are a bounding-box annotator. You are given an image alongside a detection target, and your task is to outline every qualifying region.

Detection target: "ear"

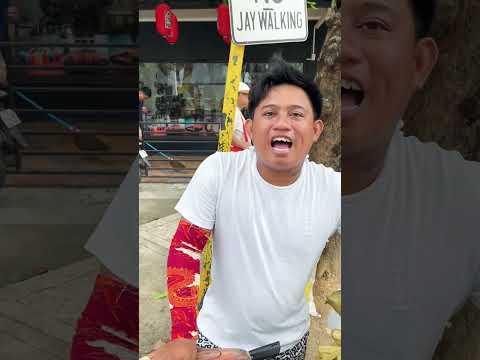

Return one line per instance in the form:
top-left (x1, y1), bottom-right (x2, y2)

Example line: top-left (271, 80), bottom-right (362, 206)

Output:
top-left (413, 37), bottom-right (438, 90)
top-left (245, 118), bottom-right (253, 142)
top-left (313, 119), bottom-right (324, 143)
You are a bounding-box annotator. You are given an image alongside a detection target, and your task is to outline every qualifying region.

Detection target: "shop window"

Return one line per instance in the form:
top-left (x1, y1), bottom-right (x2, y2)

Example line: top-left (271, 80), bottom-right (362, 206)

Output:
top-left (6, 0), bottom-right (137, 72)
top-left (139, 61), bottom-right (303, 139)
top-left (140, 62), bottom-right (226, 138)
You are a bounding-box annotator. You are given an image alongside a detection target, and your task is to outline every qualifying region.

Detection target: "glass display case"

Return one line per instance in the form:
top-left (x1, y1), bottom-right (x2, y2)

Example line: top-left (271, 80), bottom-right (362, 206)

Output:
top-left (5, 0), bottom-right (137, 84)
top-left (139, 61), bottom-right (303, 139)
top-left (140, 62), bottom-right (225, 138)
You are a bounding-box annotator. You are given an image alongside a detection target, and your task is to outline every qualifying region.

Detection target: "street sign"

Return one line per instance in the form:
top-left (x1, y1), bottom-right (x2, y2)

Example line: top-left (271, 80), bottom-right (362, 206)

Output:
top-left (229, 0), bottom-right (308, 45)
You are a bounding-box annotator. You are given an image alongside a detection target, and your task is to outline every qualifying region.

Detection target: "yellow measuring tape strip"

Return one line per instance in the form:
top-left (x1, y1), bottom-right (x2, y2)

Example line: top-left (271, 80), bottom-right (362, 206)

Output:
top-left (198, 42), bottom-right (245, 308)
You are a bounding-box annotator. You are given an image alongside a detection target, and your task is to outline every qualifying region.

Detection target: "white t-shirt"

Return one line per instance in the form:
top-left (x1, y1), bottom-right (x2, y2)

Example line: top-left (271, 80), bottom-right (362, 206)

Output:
top-left (85, 159), bottom-right (139, 287)
top-left (175, 148), bottom-right (341, 351)
top-left (342, 128), bottom-right (480, 360)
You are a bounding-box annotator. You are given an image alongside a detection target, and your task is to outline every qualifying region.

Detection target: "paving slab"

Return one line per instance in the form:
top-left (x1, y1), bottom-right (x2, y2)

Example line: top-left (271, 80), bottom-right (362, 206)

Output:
top-left (139, 213), bottom-right (181, 355)
top-left (0, 187), bottom-right (116, 287)
top-left (0, 257), bottom-right (100, 360)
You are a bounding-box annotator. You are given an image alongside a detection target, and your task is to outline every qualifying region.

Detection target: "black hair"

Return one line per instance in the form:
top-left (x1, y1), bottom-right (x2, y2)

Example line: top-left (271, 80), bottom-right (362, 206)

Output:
top-left (409, 0), bottom-right (436, 38)
top-left (248, 56), bottom-right (322, 121)
top-left (140, 86), bottom-right (152, 98)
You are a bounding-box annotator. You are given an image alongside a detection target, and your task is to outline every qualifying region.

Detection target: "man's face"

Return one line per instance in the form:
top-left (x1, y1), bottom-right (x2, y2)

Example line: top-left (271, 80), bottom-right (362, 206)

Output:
top-left (247, 84), bottom-right (323, 174)
top-left (341, 0), bottom-right (438, 159)
top-left (139, 91), bottom-right (146, 102)
top-left (238, 92), bottom-right (249, 109)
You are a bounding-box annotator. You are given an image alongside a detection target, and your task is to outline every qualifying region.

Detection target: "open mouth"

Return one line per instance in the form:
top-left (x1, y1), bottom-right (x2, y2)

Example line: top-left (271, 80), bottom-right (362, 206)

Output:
top-left (341, 79), bottom-right (364, 108)
top-left (271, 136), bottom-right (293, 153)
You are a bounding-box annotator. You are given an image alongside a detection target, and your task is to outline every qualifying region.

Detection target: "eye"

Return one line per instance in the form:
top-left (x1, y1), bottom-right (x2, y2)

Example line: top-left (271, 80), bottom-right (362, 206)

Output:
top-left (358, 19), bottom-right (390, 33)
top-left (291, 112), bottom-right (305, 119)
top-left (263, 111), bottom-right (274, 118)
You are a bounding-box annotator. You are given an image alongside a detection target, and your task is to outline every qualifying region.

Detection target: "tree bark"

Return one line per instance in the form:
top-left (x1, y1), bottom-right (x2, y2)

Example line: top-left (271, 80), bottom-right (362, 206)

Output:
top-left (310, 6), bottom-right (341, 171)
top-left (309, 3), bottom-right (342, 347)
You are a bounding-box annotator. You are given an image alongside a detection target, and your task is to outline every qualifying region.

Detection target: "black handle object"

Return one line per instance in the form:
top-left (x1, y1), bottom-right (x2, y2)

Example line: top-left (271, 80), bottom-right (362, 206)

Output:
top-left (249, 342), bottom-right (281, 360)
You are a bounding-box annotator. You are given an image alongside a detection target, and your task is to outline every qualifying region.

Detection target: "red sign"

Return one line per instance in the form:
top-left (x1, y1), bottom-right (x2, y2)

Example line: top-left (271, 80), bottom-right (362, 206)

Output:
top-left (155, 4), bottom-right (179, 45)
top-left (217, 4), bottom-right (231, 45)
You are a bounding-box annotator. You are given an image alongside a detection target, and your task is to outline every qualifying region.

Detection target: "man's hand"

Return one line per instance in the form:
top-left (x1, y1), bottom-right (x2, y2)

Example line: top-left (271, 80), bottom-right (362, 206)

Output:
top-left (147, 338), bottom-right (197, 360)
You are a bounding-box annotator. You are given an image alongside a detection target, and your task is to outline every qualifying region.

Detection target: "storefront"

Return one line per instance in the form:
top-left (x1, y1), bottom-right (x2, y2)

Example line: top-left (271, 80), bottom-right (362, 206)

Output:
top-left (139, 1), bottom-right (331, 154)
top-left (4, 0), bottom-right (137, 112)
top-left (1, 0), bottom-right (137, 187)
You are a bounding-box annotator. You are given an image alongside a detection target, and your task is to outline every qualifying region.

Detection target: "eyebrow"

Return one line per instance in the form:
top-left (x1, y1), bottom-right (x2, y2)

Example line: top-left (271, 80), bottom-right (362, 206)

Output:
top-left (260, 104), bottom-right (307, 111)
top-left (358, 0), bottom-right (397, 16)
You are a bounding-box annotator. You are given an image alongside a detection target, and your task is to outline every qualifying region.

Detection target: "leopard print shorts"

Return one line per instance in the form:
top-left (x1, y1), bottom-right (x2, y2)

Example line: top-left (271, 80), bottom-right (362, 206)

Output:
top-left (196, 331), bottom-right (309, 360)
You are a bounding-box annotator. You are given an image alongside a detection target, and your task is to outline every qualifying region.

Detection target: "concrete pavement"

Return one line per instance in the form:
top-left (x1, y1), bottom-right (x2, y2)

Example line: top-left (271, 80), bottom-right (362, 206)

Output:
top-left (139, 213), bottom-right (181, 355)
top-left (0, 257), bottom-right (100, 359)
top-left (0, 185), bottom-right (115, 359)
top-left (0, 186), bottom-right (116, 287)
top-left (0, 182), bottom-right (186, 360)
top-left (139, 182), bottom-right (186, 355)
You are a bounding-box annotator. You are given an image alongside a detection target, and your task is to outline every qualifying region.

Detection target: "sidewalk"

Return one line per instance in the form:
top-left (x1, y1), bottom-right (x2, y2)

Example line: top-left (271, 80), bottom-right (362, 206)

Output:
top-left (0, 257), bottom-right (100, 360)
top-left (0, 186), bottom-right (114, 359)
top-left (139, 213), bottom-right (181, 355)
top-left (0, 183), bottom-right (185, 359)
top-left (0, 187), bottom-right (116, 287)
top-left (139, 182), bottom-right (186, 355)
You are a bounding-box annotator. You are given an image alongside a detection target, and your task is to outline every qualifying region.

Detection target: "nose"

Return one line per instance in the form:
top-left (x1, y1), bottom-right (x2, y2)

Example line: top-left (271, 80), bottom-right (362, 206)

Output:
top-left (340, 20), bottom-right (361, 67)
top-left (273, 111), bottom-right (293, 131)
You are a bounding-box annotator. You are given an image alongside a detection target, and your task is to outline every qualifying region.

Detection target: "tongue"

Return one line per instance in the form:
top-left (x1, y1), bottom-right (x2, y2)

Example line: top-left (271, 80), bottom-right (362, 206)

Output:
top-left (273, 142), bottom-right (290, 150)
top-left (341, 91), bottom-right (358, 107)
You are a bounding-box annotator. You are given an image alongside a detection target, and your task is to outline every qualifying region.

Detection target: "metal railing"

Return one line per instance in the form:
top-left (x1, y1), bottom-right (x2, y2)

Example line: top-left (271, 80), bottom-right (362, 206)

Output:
top-left (1, 40), bottom-right (137, 186)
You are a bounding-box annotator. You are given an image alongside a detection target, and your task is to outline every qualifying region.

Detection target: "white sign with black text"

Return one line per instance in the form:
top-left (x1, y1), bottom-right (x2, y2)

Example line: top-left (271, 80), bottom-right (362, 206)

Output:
top-left (229, 0), bottom-right (308, 45)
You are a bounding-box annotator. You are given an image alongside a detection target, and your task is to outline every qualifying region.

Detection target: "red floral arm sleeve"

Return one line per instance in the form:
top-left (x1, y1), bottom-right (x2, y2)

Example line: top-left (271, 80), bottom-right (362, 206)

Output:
top-left (167, 218), bottom-right (211, 340)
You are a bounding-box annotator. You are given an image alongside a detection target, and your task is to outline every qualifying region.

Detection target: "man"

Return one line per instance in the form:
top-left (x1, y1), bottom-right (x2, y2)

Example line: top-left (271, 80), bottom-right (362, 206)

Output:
top-left (149, 58), bottom-right (341, 360)
top-left (231, 81), bottom-right (252, 152)
top-left (139, 86), bottom-right (152, 140)
top-left (342, 1), bottom-right (480, 359)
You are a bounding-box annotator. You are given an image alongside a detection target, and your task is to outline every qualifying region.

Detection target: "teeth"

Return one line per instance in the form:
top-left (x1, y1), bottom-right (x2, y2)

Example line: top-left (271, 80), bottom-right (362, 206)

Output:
top-left (273, 137), bottom-right (292, 143)
top-left (341, 79), bottom-right (362, 91)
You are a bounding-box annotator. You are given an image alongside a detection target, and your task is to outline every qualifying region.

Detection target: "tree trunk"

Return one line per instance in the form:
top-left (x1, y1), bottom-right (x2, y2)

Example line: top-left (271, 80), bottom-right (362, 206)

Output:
top-left (309, 2), bottom-right (342, 348)
top-left (310, 7), bottom-right (341, 171)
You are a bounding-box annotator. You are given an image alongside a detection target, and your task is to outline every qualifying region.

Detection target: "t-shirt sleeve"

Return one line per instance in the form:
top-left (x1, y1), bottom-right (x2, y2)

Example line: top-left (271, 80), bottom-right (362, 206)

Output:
top-left (174, 153), bottom-right (221, 230)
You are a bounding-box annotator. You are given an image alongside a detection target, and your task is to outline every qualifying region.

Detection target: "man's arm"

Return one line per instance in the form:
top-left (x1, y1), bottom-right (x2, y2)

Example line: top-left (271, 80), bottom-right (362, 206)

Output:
top-left (167, 218), bottom-right (211, 340)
